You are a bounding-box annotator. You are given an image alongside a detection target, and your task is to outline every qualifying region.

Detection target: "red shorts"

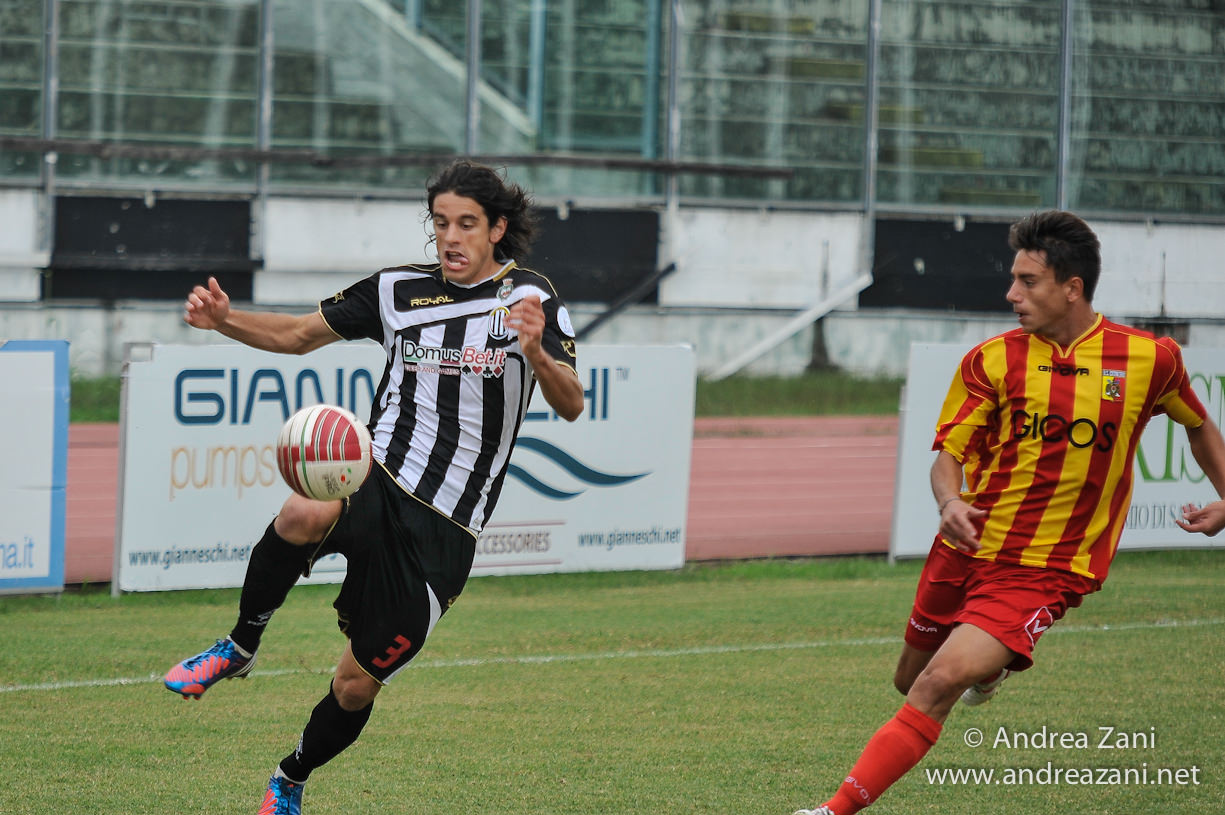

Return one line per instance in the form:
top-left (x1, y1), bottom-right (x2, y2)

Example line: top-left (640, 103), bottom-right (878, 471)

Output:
top-left (904, 540), bottom-right (1100, 671)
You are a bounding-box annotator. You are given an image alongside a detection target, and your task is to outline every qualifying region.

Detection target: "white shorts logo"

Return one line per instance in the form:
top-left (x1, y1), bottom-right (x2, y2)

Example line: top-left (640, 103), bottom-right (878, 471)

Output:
top-left (1024, 606), bottom-right (1055, 647)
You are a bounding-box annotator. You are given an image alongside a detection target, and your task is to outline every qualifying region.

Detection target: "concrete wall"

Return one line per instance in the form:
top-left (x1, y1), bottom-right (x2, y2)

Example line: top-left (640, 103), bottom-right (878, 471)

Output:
top-left (2, 192), bottom-right (1223, 377)
top-left (579, 308), bottom-right (1225, 380)
top-left (0, 189), bottom-right (47, 302)
top-left (256, 197), bottom-right (434, 303)
top-left (659, 208), bottom-right (866, 308)
top-left (1092, 221), bottom-right (1225, 319)
top-left (4, 298), bottom-right (1223, 380)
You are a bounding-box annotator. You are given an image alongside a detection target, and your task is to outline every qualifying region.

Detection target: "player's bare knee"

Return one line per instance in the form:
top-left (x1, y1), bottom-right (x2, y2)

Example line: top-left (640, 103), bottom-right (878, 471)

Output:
top-left (274, 493), bottom-right (341, 544)
top-left (332, 673), bottom-right (380, 711)
top-left (911, 661), bottom-right (973, 706)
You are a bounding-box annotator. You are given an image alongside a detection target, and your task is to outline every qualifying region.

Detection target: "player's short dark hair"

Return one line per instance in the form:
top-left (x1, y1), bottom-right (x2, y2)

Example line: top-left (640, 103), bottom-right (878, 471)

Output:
top-left (1008, 210), bottom-right (1101, 301)
top-left (426, 160), bottom-right (538, 262)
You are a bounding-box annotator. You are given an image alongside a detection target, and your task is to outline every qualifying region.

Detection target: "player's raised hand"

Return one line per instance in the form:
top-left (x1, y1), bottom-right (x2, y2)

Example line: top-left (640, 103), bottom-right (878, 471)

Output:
top-left (1175, 501), bottom-right (1225, 537)
top-left (508, 294), bottom-right (546, 358)
top-left (184, 276), bottom-right (230, 330)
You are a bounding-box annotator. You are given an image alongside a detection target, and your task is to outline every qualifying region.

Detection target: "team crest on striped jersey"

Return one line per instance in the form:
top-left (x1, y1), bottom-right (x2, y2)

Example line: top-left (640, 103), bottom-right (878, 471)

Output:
top-left (1102, 369), bottom-right (1126, 402)
top-left (488, 306), bottom-right (510, 340)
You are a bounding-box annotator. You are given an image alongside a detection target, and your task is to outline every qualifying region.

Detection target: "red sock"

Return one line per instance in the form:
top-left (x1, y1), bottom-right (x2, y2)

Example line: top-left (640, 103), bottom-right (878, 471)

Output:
top-left (823, 703), bottom-right (942, 814)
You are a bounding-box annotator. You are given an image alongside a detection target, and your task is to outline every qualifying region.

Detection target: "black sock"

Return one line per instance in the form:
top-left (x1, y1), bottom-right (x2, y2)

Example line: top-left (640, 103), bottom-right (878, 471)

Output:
top-left (229, 522), bottom-right (312, 654)
top-left (279, 682), bottom-right (374, 782)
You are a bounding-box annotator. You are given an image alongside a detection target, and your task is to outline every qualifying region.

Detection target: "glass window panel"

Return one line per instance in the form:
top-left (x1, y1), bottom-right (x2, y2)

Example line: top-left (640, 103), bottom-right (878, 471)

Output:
top-left (676, 0), bottom-right (869, 202)
top-left (53, 0), bottom-right (260, 189)
top-left (524, 0), bottom-right (662, 197)
top-left (877, 0), bottom-right (1060, 209)
top-left (476, 0), bottom-right (531, 110)
top-left (414, 0), bottom-right (663, 198)
top-left (9, 0), bottom-right (1224, 217)
top-left (0, 0), bottom-right (46, 179)
top-left (1066, 0), bottom-right (1225, 217)
top-left (419, 0), bottom-right (466, 60)
top-left (270, 0), bottom-right (476, 190)
top-left (537, 0), bottom-right (654, 153)
top-left (476, 0), bottom-right (542, 156)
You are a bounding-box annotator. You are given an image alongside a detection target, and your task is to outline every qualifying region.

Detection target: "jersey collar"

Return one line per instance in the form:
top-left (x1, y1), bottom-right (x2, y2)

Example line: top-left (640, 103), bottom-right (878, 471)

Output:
top-left (490, 259), bottom-right (517, 282)
top-left (1035, 312), bottom-right (1104, 357)
top-left (440, 259), bottom-right (516, 290)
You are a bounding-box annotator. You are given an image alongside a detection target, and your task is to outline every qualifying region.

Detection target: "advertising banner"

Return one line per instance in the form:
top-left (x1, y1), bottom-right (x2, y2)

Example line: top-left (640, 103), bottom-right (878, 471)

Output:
top-left (891, 344), bottom-right (1225, 559)
top-left (0, 340), bottom-right (68, 594)
top-left (115, 343), bottom-right (694, 591)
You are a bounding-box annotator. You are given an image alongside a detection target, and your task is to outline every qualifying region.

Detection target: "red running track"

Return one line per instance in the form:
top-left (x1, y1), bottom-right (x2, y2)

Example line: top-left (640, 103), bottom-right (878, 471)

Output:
top-left (687, 415), bottom-right (898, 560)
top-left (64, 416), bottom-right (899, 584)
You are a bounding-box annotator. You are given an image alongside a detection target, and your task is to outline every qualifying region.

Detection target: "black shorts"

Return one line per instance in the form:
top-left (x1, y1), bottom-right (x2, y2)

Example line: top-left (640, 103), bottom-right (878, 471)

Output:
top-left (311, 463), bottom-right (477, 683)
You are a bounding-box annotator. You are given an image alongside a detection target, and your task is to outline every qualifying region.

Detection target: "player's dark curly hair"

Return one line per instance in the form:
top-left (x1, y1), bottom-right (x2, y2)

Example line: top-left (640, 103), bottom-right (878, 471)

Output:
top-left (1008, 210), bottom-right (1101, 301)
top-left (426, 160), bottom-right (538, 262)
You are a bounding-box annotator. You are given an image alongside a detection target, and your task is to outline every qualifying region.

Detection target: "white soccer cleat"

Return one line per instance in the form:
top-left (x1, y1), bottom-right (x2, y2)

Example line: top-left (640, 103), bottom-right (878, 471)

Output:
top-left (961, 668), bottom-right (1012, 706)
top-left (793, 807), bottom-right (835, 815)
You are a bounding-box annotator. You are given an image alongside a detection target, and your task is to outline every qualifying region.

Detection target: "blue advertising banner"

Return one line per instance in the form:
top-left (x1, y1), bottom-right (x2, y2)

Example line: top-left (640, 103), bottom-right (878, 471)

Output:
top-left (0, 340), bottom-right (69, 594)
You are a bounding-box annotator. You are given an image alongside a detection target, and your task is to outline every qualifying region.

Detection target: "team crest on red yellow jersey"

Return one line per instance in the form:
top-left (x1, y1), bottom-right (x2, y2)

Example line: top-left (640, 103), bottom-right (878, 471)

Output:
top-left (1102, 368), bottom-right (1126, 402)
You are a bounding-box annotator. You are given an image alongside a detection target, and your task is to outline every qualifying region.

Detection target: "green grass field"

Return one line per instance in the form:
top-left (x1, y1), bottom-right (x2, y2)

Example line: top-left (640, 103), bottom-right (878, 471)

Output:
top-left (2, 552), bottom-right (1222, 814)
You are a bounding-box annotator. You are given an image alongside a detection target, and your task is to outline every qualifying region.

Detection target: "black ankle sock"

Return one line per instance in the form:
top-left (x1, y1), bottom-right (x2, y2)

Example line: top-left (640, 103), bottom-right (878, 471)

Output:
top-left (279, 683), bottom-right (373, 781)
top-left (229, 522), bottom-right (312, 654)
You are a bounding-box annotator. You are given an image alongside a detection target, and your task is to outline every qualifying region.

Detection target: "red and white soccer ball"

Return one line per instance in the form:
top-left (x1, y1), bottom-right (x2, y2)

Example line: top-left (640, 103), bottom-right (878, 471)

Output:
top-left (276, 404), bottom-right (372, 501)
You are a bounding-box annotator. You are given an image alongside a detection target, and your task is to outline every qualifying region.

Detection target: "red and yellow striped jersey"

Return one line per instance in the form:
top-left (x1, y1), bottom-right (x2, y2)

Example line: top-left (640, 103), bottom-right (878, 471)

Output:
top-left (933, 314), bottom-right (1207, 582)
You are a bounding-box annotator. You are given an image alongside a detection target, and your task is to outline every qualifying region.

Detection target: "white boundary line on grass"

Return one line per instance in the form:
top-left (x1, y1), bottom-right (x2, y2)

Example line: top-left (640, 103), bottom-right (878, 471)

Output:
top-left (3, 617), bottom-right (1222, 695)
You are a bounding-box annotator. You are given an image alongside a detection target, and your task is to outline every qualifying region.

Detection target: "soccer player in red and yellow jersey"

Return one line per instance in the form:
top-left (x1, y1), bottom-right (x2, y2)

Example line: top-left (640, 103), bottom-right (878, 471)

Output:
top-left (793, 211), bottom-right (1225, 815)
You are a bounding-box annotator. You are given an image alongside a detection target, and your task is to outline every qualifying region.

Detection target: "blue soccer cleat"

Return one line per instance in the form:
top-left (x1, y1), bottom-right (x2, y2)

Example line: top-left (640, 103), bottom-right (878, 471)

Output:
top-left (258, 774), bottom-right (304, 815)
top-left (163, 638), bottom-right (255, 699)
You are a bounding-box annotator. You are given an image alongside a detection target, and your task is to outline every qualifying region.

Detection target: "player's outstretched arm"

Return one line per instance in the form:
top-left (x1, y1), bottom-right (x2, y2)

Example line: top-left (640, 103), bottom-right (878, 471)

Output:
top-left (1176, 419), bottom-right (1225, 537)
top-left (184, 276), bottom-right (339, 355)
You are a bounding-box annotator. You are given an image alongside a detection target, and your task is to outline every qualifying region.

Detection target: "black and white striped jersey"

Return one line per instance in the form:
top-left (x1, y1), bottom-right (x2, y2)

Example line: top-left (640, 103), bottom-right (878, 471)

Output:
top-left (318, 260), bottom-right (577, 532)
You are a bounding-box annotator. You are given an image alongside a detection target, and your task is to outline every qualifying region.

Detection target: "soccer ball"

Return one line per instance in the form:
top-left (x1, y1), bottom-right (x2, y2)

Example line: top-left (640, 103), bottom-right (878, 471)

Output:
top-left (276, 404), bottom-right (372, 501)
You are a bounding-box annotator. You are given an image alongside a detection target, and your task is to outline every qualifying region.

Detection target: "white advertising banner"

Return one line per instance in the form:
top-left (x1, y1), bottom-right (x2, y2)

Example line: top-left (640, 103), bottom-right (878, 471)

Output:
top-left (115, 343), bottom-right (694, 591)
top-left (891, 343), bottom-right (1225, 560)
top-left (0, 340), bottom-right (68, 594)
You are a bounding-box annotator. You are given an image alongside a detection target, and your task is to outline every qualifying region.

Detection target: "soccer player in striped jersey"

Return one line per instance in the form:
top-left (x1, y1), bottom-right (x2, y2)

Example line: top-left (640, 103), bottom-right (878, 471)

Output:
top-left (163, 160), bottom-right (583, 815)
top-left (793, 210), bottom-right (1225, 815)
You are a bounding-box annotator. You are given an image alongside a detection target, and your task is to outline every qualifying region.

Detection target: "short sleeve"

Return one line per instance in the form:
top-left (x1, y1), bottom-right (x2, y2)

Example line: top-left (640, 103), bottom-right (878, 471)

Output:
top-left (538, 291), bottom-right (578, 370)
top-left (319, 273), bottom-right (382, 343)
top-left (932, 344), bottom-right (999, 461)
top-left (1153, 336), bottom-right (1207, 428)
